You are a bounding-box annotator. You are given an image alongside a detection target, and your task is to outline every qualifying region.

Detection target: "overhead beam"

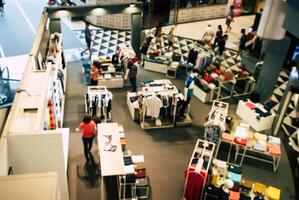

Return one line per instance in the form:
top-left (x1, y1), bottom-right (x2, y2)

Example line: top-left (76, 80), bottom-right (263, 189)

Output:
top-left (45, 3), bottom-right (142, 19)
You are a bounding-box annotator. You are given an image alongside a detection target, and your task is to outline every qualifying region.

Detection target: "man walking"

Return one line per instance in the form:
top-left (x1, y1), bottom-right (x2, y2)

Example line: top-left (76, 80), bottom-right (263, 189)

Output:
top-left (81, 22), bottom-right (93, 58)
top-left (235, 28), bottom-right (247, 59)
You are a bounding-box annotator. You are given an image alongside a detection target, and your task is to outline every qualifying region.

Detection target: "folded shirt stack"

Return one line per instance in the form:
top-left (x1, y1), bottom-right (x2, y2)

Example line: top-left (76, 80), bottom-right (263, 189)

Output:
top-left (104, 74), bottom-right (112, 79)
top-left (268, 136), bottom-right (281, 145)
top-left (266, 144), bottom-right (281, 156)
top-left (253, 132), bottom-right (267, 152)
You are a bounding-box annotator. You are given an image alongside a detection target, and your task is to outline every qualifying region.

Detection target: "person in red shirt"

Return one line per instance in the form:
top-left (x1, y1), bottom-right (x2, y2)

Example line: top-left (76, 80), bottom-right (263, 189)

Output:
top-left (76, 115), bottom-right (96, 160)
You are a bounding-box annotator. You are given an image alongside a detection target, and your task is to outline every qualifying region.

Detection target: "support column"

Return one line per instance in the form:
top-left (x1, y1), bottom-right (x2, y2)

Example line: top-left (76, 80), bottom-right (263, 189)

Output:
top-left (50, 19), bottom-right (61, 34)
top-left (255, 37), bottom-right (291, 101)
top-left (131, 13), bottom-right (142, 58)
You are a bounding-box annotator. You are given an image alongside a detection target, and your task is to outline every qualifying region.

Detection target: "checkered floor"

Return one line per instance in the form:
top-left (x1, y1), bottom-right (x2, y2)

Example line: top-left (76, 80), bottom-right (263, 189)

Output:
top-left (269, 70), bottom-right (298, 134)
top-left (74, 29), bottom-right (131, 58)
top-left (74, 29), bottom-right (241, 68)
top-left (152, 35), bottom-right (242, 65)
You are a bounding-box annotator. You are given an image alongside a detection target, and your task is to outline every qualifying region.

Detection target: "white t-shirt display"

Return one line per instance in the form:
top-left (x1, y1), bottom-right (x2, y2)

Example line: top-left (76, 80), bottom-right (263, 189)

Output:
top-left (144, 95), bottom-right (163, 118)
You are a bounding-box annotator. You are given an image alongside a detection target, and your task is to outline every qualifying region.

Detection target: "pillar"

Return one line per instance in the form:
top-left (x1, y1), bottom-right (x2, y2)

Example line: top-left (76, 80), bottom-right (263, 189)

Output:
top-left (131, 13), bottom-right (142, 58)
top-left (255, 37), bottom-right (291, 102)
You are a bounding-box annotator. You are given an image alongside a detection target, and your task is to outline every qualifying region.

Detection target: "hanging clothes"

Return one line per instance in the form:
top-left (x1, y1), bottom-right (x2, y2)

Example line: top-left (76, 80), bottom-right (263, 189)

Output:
top-left (144, 95), bottom-right (163, 118)
top-left (184, 171), bottom-right (206, 200)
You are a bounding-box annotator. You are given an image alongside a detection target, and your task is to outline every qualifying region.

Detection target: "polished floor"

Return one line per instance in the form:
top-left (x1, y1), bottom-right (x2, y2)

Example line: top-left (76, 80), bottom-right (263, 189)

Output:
top-left (0, 1), bottom-right (297, 199)
top-left (64, 61), bottom-right (295, 200)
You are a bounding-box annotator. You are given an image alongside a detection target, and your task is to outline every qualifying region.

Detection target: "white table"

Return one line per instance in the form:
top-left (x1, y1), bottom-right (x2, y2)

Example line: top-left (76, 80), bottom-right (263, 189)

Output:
top-left (236, 100), bottom-right (276, 132)
top-left (97, 123), bottom-right (125, 199)
top-left (215, 138), bottom-right (281, 172)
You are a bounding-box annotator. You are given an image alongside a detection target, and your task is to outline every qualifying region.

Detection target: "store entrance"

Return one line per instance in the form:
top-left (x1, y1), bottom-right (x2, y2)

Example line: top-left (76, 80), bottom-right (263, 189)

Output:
top-left (142, 0), bottom-right (172, 29)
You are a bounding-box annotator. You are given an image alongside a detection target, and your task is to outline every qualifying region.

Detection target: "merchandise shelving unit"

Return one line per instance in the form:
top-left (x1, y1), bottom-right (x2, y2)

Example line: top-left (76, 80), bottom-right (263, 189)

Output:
top-left (97, 63), bottom-right (124, 89)
top-left (182, 139), bottom-right (216, 200)
top-left (139, 80), bottom-right (179, 129)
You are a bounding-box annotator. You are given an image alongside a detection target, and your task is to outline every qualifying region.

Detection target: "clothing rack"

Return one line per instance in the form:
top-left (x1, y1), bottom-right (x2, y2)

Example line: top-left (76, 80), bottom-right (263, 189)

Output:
top-left (183, 139), bottom-right (215, 200)
top-left (85, 86), bottom-right (112, 123)
top-left (204, 101), bottom-right (229, 145)
top-left (138, 80), bottom-right (179, 129)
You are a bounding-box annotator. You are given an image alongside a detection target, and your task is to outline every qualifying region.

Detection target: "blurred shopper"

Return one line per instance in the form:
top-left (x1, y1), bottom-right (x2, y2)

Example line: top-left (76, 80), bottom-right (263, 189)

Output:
top-left (225, 5), bottom-right (235, 33)
top-left (235, 28), bottom-right (247, 59)
top-left (167, 26), bottom-right (175, 51)
top-left (217, 34), bottom-right (228, 56)
top-left (154, 22), bottom-right (163, 51)
top-left (213, 25), bottom-right (223, 50)
top-left (90, 60), bottom-right (100, 86)
top-left (125, 58), bottom-right (139, 92)
top-left (202, 24), bottom-right (214, 45)
top-left (81, 22), bottom-right (93, 58)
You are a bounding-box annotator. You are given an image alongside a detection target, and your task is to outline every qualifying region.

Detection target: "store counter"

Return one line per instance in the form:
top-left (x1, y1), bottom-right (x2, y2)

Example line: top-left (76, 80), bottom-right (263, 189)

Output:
top-left (236, 100), bottom-right (275, 132)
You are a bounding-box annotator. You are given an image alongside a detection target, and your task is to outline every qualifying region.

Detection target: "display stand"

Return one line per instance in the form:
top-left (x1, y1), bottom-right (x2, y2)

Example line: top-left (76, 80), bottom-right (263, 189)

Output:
top-left (85, 86), bottom-right (112, 123)
top-left (193, 73), bottom-right (255, 104)
top-left (182, 139), bottom-right (215, 200)
top-left (97, 63), bottom-right (124, 89)
top-left (204, 100), bottom-right (229, 141)
top-left (97, 123), bottom-right (149, 200)
top-left (193, 85), bottom-right (213, 103)
top-left (144, 56), bottom-right (170, 74)
top-left (236, 100), bottom-right (275, 132)
top-left (215, 125), bottom-right (282, 172)
top-left (127, 92), bottom-right (139, 121)
top-left (97, 123), bottom-right (126, 200)
top-left (139, 80), bottom-right (179, 129)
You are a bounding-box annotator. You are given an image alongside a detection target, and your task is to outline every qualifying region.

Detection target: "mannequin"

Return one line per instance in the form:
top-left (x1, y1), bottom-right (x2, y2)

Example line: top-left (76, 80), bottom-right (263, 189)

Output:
top-left (218, 179), bottom-right (234, 200)
top-left (179, 69), bottom-right (199, 117)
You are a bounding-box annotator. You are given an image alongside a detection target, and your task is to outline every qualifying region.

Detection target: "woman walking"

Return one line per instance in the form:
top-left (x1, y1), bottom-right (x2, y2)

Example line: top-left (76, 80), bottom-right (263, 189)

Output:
top-left (225, 5), bottom-right (235, 33)
top-left (76, 115), bottom-right (97, 160)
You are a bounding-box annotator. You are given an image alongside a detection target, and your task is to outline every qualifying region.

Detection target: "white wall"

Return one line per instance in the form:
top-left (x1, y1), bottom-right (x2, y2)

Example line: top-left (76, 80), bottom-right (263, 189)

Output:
top-left (0, 108), bottom-right (8, 134)
top-left (0, 138), bottom-right (8, 176)
top-left (8, 132), bottom-right (69, 200)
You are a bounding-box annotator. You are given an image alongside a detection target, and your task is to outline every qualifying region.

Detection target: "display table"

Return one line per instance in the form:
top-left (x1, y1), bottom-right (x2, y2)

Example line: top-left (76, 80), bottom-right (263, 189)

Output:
top-left (144, 57), bottom-right (170, 74)
top-left (97, 123), bottom-right (126, 199)
top-left (236, 100), bottom-right (275, 132)
top-left (215, 130), bottom-right (282, 172)
top-left (193, 85), bottom-right (213, 103)
top-left (97, 123), bottom-right (125, 176)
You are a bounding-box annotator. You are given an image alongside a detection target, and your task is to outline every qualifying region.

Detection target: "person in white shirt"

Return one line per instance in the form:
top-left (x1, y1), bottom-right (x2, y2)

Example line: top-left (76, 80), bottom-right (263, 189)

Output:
top-left (202, 24), bottom-right (214, 44)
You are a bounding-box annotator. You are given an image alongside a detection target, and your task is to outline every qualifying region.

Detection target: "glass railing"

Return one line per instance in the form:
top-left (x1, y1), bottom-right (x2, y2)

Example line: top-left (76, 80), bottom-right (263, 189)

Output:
top-left (0, 78), bottom-right (21, 109)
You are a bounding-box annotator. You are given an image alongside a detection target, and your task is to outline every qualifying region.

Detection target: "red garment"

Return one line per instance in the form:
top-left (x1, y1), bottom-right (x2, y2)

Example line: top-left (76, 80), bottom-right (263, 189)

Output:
top-left (184, 171), bottom-right (206, 200)
top-left (79, 121), bottom-right (96, 138)
top-left (135, 168), bottom-right (146, 178)
top-left (245, 102), bottom-right (256, 110)
top-left (204, 73), bottom-right (213, 83)
top-left (234, 137), bottom-right (247, 146)
top-left (266, 144), bottom-right (281, 156)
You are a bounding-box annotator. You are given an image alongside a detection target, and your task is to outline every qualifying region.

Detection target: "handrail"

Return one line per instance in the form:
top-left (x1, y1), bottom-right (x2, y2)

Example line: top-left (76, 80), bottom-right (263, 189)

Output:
top-left (0, 65), bottom-right (10, 79)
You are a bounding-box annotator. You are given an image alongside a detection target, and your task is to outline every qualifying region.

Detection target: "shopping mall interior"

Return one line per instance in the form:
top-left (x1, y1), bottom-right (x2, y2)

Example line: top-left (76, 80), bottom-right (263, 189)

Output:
top-left (0, 0), bottom-right (298, 200)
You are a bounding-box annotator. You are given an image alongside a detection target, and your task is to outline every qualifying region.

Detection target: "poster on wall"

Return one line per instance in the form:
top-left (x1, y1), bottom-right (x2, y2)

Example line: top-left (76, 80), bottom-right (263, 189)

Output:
top-left (234, 0), bottom-right (243, 17)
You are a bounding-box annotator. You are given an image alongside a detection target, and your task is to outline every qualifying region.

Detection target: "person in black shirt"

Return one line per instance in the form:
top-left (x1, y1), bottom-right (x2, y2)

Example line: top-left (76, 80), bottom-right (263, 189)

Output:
top-left (213, 25), bottom-right (223, 50)
top-left (217, 34), bottom-right (228, 56)
top-left (235, 28), bottom-right (247, 59)
top-left (81, 22), bottom-right (93, 58)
